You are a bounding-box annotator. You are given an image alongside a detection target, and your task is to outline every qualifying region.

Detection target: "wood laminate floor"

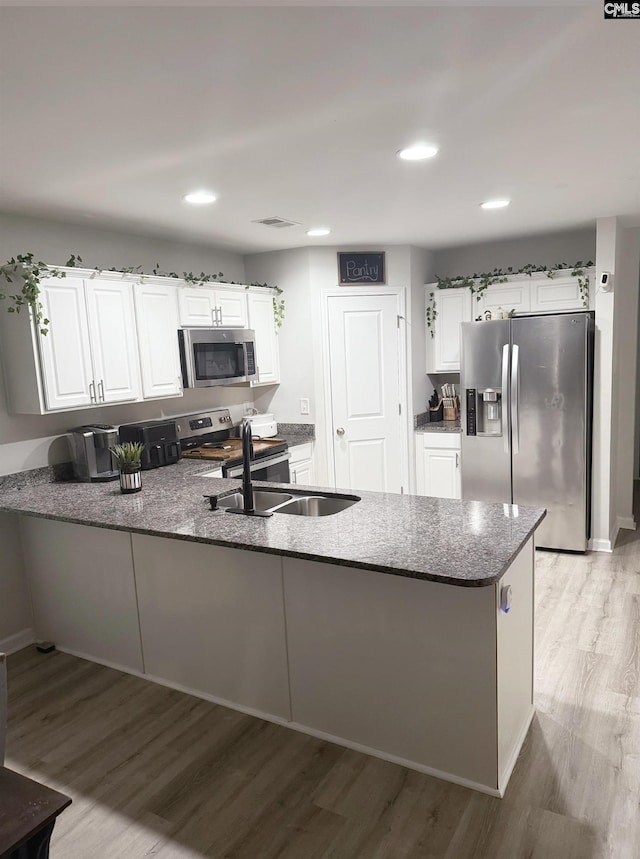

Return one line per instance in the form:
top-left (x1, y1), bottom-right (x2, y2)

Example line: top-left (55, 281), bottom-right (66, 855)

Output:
top-left (5, 503), bottom-right (640, 858)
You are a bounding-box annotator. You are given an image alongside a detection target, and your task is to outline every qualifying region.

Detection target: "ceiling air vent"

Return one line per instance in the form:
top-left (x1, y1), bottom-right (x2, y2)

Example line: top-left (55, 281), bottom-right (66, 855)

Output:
top-left (252, 216), bottom-right (300, 229)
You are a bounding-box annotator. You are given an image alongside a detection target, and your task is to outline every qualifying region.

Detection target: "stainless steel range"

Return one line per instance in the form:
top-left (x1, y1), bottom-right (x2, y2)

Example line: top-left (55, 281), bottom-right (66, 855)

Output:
top-left (176, 409), bottom-right (290, 483)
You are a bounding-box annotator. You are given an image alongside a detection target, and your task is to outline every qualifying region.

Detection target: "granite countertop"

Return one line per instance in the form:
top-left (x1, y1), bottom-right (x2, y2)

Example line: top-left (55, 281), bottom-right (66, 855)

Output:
top-left (0, 460), bottom-right (544, 588)
top-left (415, 421), bottom-right (462, 434)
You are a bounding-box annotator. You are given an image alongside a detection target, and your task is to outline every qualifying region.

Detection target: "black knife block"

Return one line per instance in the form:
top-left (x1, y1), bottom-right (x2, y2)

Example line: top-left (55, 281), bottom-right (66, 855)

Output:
top-left (429, 401), bottom-right (444, 422)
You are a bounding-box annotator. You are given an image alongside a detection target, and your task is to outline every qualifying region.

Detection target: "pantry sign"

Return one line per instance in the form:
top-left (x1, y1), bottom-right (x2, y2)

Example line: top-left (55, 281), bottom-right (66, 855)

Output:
top-left (338, 252), bottom-right (386, 285)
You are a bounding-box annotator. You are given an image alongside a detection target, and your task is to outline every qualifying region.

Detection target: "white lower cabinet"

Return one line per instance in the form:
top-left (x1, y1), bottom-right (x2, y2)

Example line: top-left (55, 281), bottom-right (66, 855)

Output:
top-left (289, 442), bottom-right (315, 486)
top-left (415, 433), bottom-right (461, 499)
top-left (133, 282), bottom-right (183, 399)
top-left (131, 534), bottom-right (290, 720)
top-left (21, 517), bottom-right (144, 672)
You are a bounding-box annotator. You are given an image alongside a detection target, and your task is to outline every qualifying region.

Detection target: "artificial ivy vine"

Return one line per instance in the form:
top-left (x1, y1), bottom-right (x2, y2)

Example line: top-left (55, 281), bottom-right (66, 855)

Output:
top-left (425, 291), bottom-right (437, 339)
top-left (0, 254), bottom-right (285, 334)
top-left (0, 253), bottom-right (63, 334)
top-left (426, 260), bottom-right (594, 335)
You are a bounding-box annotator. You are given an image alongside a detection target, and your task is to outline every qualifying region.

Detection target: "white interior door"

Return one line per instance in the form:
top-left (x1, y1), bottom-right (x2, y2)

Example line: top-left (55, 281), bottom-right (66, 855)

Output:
top-left (327, 293), bottom-right (403, 493)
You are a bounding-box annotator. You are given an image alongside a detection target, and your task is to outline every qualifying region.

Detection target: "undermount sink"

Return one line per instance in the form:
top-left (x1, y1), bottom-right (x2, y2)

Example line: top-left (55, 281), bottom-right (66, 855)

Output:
top-left (217, 490), bottom-right (294, 512)
top-left (273, 495), bottom-right (359, 517)
top-left (211, 488), bottom-right (360, 517)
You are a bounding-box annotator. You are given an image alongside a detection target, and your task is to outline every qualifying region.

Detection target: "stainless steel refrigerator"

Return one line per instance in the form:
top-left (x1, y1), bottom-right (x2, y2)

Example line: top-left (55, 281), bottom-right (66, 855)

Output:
top-left (460, 312), bottom-right (594, 551)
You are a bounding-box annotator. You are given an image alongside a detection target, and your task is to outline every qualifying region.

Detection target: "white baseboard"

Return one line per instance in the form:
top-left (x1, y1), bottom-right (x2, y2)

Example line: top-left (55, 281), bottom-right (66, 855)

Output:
top-left (56, 647), bottom-right (503, 797)
top-left (617, 516), bottom-right (636, 532)
top-left (589, 537), bottom-right (613, 552)
top-left (286, 721), bottom-right (502, 798)
top-left (0, 628), bottom-right (35, 655)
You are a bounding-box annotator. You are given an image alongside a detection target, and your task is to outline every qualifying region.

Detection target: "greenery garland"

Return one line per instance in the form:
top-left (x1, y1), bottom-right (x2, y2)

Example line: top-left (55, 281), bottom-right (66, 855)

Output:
top-left (427, 260), bottom-right (594, 334)
top-left (0, 253), bottom-right (285, 334)
top-left (425, 291), bottom-right (437, 339)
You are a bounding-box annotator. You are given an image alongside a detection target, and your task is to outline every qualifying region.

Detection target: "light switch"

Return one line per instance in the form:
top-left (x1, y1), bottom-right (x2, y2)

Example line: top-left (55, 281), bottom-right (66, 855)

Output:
top-left (300, 398), bottom-right (310, 415)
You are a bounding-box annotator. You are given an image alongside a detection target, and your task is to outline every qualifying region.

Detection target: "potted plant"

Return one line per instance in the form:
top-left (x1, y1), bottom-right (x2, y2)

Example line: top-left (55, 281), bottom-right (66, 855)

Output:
top-left (110, 442), bottom-right (145, 494)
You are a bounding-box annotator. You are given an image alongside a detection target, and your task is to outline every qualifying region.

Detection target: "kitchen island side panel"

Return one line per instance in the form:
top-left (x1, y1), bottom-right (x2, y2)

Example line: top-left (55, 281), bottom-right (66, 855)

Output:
top-left (283, 558), bottom-right (499, 791)
top-left (497, 537), bottom-right (535, 792)
top-left (131, 534), bottom-right (291, 721)
top-left (20, 517), bottom-right (144, 672)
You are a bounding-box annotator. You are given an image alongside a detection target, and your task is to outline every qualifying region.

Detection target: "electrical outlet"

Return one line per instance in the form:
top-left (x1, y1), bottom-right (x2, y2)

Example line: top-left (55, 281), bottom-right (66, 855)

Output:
top-left (300, 398), bottom-right (310, 415)
top-left (243, 402), bottom-right (254, 415)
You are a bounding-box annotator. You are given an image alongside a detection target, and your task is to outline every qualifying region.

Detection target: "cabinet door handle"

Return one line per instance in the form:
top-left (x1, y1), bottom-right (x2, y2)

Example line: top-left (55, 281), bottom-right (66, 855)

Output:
top-left (292, 471), bottom-right (297, 484)
top-left (455, 452), bottom-right (459, 468)
top-left (336, 427), bottom-right (345, 436)
top-left (216, 306), bottom-right (223, 325)
top-left (98, 380), bottom-right (105, 402)
top-left (89, 381), bottom-right (96, 403)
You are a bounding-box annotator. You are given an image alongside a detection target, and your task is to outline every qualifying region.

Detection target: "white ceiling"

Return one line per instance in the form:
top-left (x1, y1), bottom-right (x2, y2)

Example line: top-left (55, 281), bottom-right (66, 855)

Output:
top-left (1, 4), bottom-right (639, 254)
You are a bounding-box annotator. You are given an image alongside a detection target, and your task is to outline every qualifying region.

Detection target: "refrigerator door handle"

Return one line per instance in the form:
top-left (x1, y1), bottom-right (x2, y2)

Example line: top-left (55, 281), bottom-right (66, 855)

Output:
top-left (511, 344), bottom-right (520, 454)
top-left (501, 344), bottom-right (509, 453)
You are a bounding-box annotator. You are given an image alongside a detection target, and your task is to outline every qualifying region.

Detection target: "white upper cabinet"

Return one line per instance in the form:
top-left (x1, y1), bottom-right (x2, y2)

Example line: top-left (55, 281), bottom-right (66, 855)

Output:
top-left (0, 266), bottom-right (278, 414)
top-left (247, 289), bottom-right (280, 386)
top-left (529, 273), bottom-right (592, 313)
top-left (178, 286), bottom-right (247, 328)
top-left (478, 282), bottom-right (531, 318)
top-left (216, 288), bottom-right (248, 328)
top-left (37, 276), bottom-right (95, 410)
top-left (426, 286), bottom-right (472, 373)
top-left (425, 270), bottom-right (593, 376)
top-left (85, 279), bottom-right (141, 404)
top-left (39, 276), bottom-right (141, 411)
top-left (133, 282), bottom-right (183, 399)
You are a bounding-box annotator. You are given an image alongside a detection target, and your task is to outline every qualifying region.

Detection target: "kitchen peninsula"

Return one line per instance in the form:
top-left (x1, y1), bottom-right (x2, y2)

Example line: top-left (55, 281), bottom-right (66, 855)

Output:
top-left (0, 462), bottom-right (545, 797)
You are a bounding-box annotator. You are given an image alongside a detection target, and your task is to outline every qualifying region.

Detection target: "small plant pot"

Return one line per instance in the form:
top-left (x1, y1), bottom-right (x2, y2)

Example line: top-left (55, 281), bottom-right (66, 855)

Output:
top-left (119, 465), bottom-right (142, 494)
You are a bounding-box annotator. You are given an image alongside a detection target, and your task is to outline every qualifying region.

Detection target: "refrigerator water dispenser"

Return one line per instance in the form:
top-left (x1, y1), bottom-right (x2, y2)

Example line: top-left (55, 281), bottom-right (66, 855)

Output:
top-left (466, 388), bottom-right (503, 436)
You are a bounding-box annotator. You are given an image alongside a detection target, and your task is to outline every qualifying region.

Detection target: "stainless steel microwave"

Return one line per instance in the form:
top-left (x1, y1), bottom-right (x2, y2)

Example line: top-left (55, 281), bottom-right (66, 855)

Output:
top-left (178, 328), bottom-right (258, 388)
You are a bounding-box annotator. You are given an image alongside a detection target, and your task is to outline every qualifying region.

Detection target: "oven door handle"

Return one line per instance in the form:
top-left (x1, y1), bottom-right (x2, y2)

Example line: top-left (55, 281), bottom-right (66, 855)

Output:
top-left (225, 451), bottom-right (290, 478)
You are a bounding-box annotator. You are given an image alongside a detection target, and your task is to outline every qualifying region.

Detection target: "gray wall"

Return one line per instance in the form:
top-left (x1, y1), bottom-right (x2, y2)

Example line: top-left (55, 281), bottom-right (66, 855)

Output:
top-left (244, 247), bottom-right (314, 425)
top-left (431, 227), bottom-right (596, 279)
top-left (0, 210), bottom-right (246, 281)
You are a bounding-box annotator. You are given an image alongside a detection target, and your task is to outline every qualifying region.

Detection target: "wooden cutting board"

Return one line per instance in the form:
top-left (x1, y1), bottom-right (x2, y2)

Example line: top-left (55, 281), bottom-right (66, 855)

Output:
top-left (181, 449), bottom-right (228, 461)
top-left (182, 438), bottom-right (285, 461)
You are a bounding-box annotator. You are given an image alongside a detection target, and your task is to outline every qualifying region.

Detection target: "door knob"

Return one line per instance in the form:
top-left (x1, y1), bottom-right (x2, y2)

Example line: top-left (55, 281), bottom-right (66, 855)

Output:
top-left (336, 427), bottom-right (345, 436)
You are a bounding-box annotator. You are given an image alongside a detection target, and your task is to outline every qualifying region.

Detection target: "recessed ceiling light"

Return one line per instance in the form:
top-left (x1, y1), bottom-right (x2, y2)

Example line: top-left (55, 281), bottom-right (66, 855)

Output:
top-left (397, 143), bottom-right (439, 161)
top-left (480, 199), bottom-right (510, 210)
top-left (306, 227), bottom-right (331, 237)
top-left (184, 190), bottom-right (217, 205)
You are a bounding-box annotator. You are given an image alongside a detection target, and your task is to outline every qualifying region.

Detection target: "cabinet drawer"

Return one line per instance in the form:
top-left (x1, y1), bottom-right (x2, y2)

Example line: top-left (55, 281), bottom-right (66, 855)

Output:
top-left (289, 442), bottom-right (314, 464)
top-left (418, 432), bottom-right (461, 450)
